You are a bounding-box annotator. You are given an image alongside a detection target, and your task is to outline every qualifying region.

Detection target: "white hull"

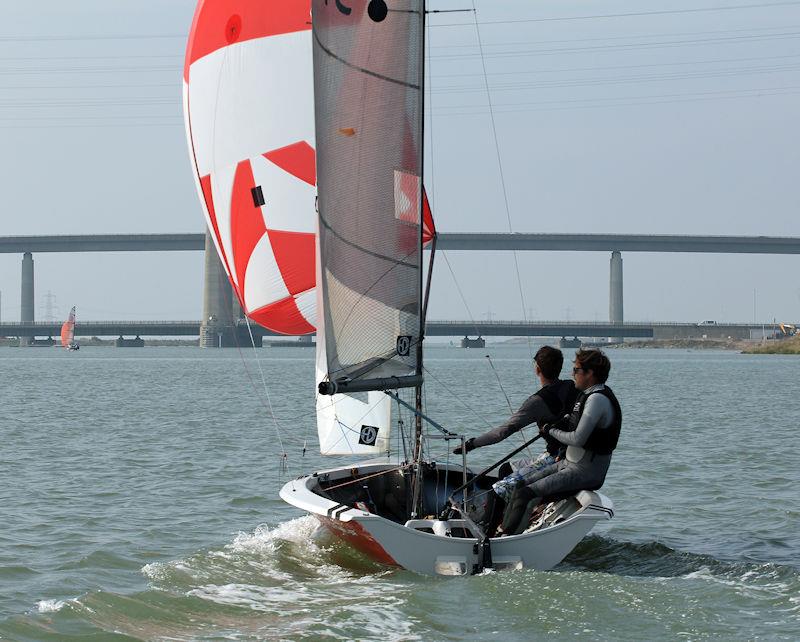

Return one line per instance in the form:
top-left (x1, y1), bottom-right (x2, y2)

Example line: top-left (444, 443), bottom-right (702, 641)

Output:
top-left (280, 461), bottom-right (613, 576)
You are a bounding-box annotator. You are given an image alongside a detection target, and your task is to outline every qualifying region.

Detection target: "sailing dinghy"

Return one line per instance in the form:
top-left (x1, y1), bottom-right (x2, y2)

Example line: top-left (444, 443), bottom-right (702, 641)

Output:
top-left (184, 0), bottom-right (613, 576)
top-left (61, 306), bottom-right (79, 351)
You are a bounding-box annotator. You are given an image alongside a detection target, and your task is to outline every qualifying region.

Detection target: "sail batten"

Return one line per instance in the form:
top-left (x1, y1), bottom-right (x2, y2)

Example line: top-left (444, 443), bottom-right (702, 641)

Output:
top-left (313, 0), bottom-right (425, 392)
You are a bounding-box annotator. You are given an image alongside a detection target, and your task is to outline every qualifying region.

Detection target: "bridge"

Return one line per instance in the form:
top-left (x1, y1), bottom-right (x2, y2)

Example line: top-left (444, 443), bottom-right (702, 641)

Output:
top-left (3, 232), bottom-right (800, 254)
top-left (3, 232), bottom-right (798, 346)
top-left (0, 319), bottom-right (772, 346)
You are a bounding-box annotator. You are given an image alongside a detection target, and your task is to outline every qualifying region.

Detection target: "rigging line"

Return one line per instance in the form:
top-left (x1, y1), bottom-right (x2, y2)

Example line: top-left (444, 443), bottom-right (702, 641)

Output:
top-left (440, 251), bottom-right (481, 338)
top-left (470, 1), bottom-right (534, 365)
top-left (435, 83), bottom-right (800, 111)
top-left (421, 364), bottom-right (495, 428)
top-left (0, 54), bottom-right (183, 61)
top-left (429, 31), bottom-right (800, 60)
top-left (0, 82), bottom-right (179, 89)
top-left (430, 1), bottom-right (800, 28)
top-left (429, 22), bottom-right (800, 49)
top-left (429, 52), bottom-right (800, 79)
top-left (215, 302), bottom-right (290, 456)
top-left (485, 353), bottom-right (534, 456)
top-left (321, 244), bottom-right (422, 380)
top-left (431, 63), bottom-right (800, 93)
top-left (428, 90), bottom-right (800, 117)
top-left (485, 354), bottom-right (513, 414)
top-left (0, 34), bottom-right (185, 42)
top-left (242, 316), bottom-right (287, 456)
top-left (322, 464), bottom-right (411, 491)
top-left (426, 9), bottom-right (437, 210)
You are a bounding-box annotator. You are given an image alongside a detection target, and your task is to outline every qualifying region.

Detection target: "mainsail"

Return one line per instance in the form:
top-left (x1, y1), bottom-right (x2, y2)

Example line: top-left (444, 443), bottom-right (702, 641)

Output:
top-left (312, 0), bottom-right (426, 395)
top-left (183, 0), bottom-right (317, 334)
top-left (61, 307), bottom-right (76, 349)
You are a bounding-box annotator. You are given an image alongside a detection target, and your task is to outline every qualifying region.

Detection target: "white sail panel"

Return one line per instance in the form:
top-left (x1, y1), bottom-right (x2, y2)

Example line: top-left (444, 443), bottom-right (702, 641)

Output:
top-left (316, 389), bottom-right (392, 455)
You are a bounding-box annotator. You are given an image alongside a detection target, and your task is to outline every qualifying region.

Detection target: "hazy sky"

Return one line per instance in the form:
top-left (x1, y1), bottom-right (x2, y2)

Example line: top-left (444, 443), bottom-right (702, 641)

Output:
top-left (1, 0), bottom-right (799, 325)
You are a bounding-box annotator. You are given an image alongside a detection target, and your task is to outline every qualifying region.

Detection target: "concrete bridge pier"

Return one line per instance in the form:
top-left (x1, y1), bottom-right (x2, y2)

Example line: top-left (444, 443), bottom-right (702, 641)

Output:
top-left (200, 231), bottom-right (236, 348)
top-left (608, 251), bottom-right (623, 344)
top-left (20, 252), bottom-right (34, 346)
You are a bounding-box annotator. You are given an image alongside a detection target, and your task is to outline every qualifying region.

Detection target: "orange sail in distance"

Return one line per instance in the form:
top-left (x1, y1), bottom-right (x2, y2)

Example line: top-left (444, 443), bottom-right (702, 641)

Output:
top-left (61, 306), bottom-right (78, 350)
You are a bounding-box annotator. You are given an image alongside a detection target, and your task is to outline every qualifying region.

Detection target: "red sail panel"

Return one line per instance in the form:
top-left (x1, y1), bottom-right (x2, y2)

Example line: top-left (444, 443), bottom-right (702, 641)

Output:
top-left (60, 321), bottom-right (71, 348)
top-left (249, 296), bottom-right (315, 335)
top-left (230, 159), bottom-right (267, 298)
top-left (267, 230), bottom-right (316, 296)
top-left (264, 141), bottom-right (316, 186)
top-left (422, 187), bottom-right (435, 246)
top-left (184, 0), bottom-right (311, 81)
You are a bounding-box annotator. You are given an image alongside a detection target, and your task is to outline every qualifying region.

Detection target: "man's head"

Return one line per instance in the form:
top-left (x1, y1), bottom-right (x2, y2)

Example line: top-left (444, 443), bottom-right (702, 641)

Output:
top-left (533, 345), bottom-right (564, 382)
top-left (572, 348), bottom-right (611, 390)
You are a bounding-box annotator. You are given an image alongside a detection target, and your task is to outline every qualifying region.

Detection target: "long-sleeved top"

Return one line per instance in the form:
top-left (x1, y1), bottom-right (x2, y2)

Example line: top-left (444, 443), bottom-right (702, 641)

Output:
top-left (472, 380), bottom-right (572, 452)
top-left (549, 383), bottom-right (615, 463)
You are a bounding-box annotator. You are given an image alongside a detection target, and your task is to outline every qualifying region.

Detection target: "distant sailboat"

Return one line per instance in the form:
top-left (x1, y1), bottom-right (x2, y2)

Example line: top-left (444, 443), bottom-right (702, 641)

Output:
top-left (184, 0), bottom-right (612, 576)
top-left (60, 306), bottom-right (79, 351)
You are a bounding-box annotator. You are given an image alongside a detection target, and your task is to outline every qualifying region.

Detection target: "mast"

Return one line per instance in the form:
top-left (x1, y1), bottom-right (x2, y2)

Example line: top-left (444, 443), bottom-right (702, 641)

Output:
top-left (410, 0), bottom-right (428, 518)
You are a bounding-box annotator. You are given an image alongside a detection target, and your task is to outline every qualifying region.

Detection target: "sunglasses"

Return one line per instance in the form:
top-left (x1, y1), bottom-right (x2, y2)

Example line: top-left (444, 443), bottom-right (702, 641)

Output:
top-left (572, 366), bottom-right (586, 374)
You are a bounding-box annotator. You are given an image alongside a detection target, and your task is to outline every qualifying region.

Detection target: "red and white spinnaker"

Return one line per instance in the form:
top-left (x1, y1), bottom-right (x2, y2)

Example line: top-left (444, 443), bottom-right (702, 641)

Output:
top-left (183, 0), bottom-right (316, 335)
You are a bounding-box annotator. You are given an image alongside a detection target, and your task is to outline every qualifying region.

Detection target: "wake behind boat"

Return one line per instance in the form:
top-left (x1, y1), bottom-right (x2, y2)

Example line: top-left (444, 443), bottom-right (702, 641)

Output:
top-left (183, 0), bottom-right (613, 576)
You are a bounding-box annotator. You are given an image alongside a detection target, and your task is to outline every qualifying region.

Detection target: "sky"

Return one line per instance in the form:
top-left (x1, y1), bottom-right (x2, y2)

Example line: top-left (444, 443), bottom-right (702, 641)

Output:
top-left (1, 0), bottom-right (800, 326)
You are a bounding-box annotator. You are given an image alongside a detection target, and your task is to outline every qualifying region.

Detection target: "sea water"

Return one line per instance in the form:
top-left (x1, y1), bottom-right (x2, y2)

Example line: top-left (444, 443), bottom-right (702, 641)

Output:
top-left (0, 345), bottom-right (798, 640)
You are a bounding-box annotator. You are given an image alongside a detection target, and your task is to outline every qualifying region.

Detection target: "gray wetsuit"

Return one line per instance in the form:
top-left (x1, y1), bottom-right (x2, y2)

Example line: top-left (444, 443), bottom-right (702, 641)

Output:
top-left (502, 384), bottom-right (618, 534)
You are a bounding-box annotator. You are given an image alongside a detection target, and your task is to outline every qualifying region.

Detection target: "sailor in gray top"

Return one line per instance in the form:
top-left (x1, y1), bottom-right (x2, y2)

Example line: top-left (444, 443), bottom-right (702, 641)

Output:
top-left (501, 348), bottom-right (622, 535)
top-left (454, 346), bottom-right (578, 497)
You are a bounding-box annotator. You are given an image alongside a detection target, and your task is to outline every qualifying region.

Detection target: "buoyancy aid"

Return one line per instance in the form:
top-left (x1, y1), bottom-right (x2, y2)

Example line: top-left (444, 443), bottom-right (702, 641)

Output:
top-left (535, 380), bottom-right (579, 456)
top-left (565, 386), bottom-right (622, 455)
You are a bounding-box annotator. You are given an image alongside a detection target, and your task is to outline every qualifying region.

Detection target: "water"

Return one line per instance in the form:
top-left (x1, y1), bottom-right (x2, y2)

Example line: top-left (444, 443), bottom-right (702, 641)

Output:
top-left (1, 345), bottom-right (798, 640)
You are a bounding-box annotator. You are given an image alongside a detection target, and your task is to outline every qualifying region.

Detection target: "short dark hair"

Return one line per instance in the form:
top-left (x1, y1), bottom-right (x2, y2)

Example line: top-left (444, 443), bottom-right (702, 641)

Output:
top-left (534, 346), bottom-right (564, 380)
top-left (574, 348), bottom-right (611, 383)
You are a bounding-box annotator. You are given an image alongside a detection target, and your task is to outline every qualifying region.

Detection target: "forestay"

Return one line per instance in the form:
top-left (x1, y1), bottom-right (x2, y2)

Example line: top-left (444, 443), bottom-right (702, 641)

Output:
top-left (313, 0), bottom-right (426, 394)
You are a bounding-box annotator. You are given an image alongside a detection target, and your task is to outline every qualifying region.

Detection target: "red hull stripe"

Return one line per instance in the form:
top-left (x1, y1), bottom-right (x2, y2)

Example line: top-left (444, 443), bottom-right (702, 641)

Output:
top-left (316, 515), bottom-right (398, 567)
top-left (266, 230), bottom-right (315, 297)
top-left (264, 141), bottom-right (316, 186)
top-left (230, 160), bottom-right (267, 299)
top-left (201, 174), bottom-right (244, 306)
top-left (249, 296), bottom-right (314, 335)
top-left (184, 0), bottom-right (311, 81)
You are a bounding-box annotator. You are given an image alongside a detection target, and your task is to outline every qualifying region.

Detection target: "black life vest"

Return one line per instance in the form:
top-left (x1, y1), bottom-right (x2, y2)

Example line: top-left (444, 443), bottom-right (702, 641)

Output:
top-left (565, 386), bottom-right (622, 455)
top-left (535, 380), bottom-right (579, 456)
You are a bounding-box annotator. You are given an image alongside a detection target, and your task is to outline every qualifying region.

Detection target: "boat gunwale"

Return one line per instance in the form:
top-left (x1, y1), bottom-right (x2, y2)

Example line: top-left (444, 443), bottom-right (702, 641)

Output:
top-left (280, 463), bottom-right (613, 543)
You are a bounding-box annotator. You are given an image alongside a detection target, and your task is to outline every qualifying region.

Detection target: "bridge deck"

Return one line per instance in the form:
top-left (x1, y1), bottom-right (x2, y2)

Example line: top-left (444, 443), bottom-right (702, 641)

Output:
top-left (2, 233), bottom-right (800, 254)
top-left (0, 320), bottom-right (779, 339)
